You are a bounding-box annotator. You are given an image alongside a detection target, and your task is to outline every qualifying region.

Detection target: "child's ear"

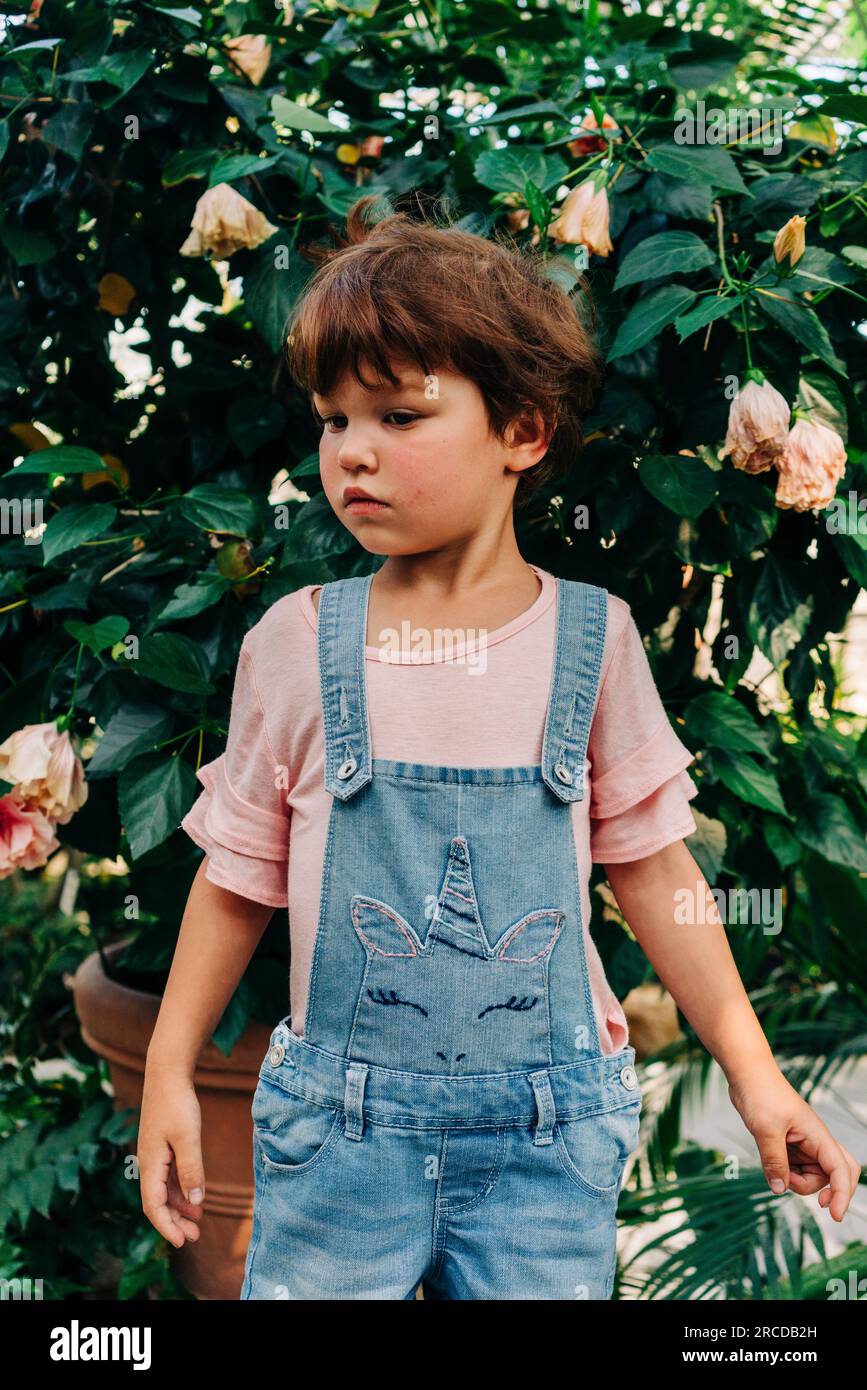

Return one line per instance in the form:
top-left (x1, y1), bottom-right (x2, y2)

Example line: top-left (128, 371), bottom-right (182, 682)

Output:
top-left (505, 408), bottom-right (553, 462)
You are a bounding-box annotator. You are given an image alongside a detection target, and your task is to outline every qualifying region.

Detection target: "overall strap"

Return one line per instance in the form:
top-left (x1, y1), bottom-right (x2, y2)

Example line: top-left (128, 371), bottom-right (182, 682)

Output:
top-left (318, 573), bottom-right (375, 801)
top-left (541, 579), bottom-right (609, 803)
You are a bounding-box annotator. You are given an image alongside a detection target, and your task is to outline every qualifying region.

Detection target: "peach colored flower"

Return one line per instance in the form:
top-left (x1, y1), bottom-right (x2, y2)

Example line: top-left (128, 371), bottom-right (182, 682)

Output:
top-left (548, 181), bottom-right (613, 256)
top-left (224, 34), bottom-right (272, 86)
top-left (0, 794), bottom-right (60, 876)
top-left (775, 417), bottom-right (846, 511)
top-left (360, 136), bottom-right (386, 158)
top-left (0, 722), bottom-right (88, 825)
top-left (567, 111), bottom-right (618, 159)
top-left (179, 183), bottom-right (279, 259)
top-left (721, 378), bottom-right (790, 474)
top-left (773, 215), bottom-right (806, 268)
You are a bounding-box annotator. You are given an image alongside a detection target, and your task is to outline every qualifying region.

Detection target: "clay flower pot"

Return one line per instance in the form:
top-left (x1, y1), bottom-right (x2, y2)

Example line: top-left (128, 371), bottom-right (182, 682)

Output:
top-left (72, 940), bottom-right (272, 1299)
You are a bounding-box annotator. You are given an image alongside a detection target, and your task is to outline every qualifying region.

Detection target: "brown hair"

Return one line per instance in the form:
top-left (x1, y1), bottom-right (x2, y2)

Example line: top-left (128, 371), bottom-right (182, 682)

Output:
top-left (283, 194), bottom-right (603, 509)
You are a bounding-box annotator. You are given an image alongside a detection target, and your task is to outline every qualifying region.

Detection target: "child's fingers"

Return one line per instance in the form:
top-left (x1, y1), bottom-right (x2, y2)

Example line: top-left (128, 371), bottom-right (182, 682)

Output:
top-left (141, 1148), bottom-right (196, 1248)
top-left (812, 1132), bottom-right (857, 1220)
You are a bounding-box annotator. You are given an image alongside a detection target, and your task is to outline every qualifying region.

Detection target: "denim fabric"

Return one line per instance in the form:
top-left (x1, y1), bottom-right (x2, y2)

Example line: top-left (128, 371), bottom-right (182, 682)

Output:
top-left (241, 574), bottom-right (643, 1300)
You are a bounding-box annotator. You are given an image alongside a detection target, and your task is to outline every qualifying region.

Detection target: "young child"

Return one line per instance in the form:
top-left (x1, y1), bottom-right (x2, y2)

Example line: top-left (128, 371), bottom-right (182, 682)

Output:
top-left (139, 196), bottom-right (859, 1301)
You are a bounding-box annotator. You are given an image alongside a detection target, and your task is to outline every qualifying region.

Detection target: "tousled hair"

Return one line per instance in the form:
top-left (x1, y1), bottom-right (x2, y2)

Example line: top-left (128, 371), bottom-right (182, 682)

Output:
top-left (283, 193), bottom-right (603, 509)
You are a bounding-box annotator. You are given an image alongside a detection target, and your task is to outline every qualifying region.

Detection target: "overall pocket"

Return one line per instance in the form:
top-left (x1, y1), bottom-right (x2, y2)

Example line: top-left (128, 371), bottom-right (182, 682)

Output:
top-left (553, 1096), bottom-right (642, 1198)
top-left (252, 1075), bottom-right (343, 1174)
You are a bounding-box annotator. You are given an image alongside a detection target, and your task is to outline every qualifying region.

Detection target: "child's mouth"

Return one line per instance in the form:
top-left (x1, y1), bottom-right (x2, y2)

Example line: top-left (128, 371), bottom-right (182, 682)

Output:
top-left (345, 498), bottom-right (390, 514)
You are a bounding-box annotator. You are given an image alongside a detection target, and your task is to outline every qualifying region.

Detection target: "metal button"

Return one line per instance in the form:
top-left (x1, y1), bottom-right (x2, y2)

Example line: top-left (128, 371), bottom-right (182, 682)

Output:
top-left (619, 1064), bottom-right (638, 1090)
top-left (554, 762), bottom-right (573, 785)
top-left (268, 1043), bottom-right (285, 1067)
top-left (337, 756), bottom-right (357, 779)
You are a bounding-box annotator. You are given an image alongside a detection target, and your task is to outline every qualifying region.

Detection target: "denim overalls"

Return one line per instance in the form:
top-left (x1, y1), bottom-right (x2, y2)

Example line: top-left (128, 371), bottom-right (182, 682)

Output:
top-left (240, 573), bottom-right (643, 1300)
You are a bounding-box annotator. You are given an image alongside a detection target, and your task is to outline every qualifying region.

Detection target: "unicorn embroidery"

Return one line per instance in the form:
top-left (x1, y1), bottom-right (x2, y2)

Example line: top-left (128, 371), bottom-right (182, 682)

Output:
top-left (350, 836), bottom-right (564, 1073)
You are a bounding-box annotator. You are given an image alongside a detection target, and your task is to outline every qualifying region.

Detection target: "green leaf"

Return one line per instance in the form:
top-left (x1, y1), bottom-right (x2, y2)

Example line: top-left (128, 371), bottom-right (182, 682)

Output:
top-left (675, 292), bottom-right (744, 341)
top-left (747, 557), bottom-right (814, 666)
top-left (135, 634), bottom-right (214, 695)
top-left (61, 49), bottom-right (153, 97)
top-left (765, 818), bottom-right (801, 869)
top-left (614, 231), bottom-right (715, 290)
top-left (637, 452), bottom-right (718, 517)
top-left (0, 219), bottom-right (56, 266)
top-left (712, 750), bottom-right (788, 816)
top-left (271, 95), bottom-right (343, 134)
top-left (3, 445), bottom-right (106, 478)
top-left (208, 152), bottom-right (282, 187)
top-left (645, 144), bottom-right (749, 196)
top-left (818, 94), bottom-right (867, 125)
top-left (177, 485), bottom-right (258, 537)
top-left (754, 289), bottom-right (846, 375)
top-left (472, 101), bottom-right (569, 126)
top-left (524, 179), bottom-right (551, 235)
top-left (287, 453), bottom-right (321, 479)
top-left (63, 615), bottom-right (130, 655)
top-left (798, 373), bottom-right (848, 442)
top-left (608, 285), bottom-right (697, 360)
top-left (683, 691), bottom-right (769, 756)
top-left (685, 809), bottom-right (728, 881)
top-left (153, 574), bottom-right (231, 625)
top-left (798, 794), bottom-right (867, 871)
top-left (474, 147), bottom-right (567, 196)
top-left (841, 246), bottom-right (867, 270)
top-left (118, 753), bottom-right (198, 860)
top-left (86, 704), bottom-right (175, 776)
top-left (42, 504), bottom-right (116, 565)
top-left (243, 243), bottom-right (310, 352)
top-left (162, 148), bottom-right (217, 185)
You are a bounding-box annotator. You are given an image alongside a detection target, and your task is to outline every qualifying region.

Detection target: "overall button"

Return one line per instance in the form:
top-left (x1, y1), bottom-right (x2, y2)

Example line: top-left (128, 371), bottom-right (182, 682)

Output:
top-left (268, 1043), bottom-right (285, 1067)
top-left (619, 1064), bottom-right (638, 1090)
top-left (554, 762), bottom-right (573, 785)
top-left (337, 756), bottom-right (357, 779)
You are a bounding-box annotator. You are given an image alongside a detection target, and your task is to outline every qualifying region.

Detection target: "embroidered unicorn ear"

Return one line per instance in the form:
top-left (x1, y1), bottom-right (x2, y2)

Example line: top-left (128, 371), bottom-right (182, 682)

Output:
top-left (495, 910), bottom-right (564, 963)
top-left (351, 895), bottom-right (423, 957)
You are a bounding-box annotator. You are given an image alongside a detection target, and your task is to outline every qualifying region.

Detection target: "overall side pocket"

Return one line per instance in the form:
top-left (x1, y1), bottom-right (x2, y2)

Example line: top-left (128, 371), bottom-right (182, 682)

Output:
top-left (553, 1096), bottom-right (642, 1198)
top-left (251, 1075), bottom-right (343, 1175)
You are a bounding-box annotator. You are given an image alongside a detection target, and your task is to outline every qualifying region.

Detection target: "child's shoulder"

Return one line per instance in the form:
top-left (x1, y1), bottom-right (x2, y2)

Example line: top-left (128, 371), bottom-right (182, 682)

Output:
top-left (241, 585), bottom-right (321, 665)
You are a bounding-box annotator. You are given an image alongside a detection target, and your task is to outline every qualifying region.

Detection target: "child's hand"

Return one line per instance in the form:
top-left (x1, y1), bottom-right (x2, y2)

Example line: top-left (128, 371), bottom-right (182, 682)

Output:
top-left (138, 1065), bottom-right (206, 1249)
top-left (727, 1068), bottom-right (861, 1221)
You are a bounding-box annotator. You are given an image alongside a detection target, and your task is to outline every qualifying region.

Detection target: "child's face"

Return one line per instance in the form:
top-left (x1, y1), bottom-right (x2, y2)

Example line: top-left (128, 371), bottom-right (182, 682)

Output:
top-left (312, 357), bottom-right (547, 556)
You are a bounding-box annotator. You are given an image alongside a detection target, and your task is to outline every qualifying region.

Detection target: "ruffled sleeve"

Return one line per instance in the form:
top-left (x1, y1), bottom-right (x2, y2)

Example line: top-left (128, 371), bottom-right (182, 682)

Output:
top-left (181, 638), bottom-right (289, 907)
top-left (589, 608), bottom-right (698, 864)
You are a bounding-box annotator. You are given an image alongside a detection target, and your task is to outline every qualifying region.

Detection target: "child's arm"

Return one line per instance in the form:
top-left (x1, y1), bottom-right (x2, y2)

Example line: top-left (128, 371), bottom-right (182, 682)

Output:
top-left (138, 857), bottom-right (275, 1248)
top-left (605, 839), bottom-right (861, 1222)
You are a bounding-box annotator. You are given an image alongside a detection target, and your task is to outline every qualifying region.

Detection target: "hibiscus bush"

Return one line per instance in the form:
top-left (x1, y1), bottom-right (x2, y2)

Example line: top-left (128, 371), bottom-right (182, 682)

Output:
top-left (1, 0), bottom-right (866, 1297)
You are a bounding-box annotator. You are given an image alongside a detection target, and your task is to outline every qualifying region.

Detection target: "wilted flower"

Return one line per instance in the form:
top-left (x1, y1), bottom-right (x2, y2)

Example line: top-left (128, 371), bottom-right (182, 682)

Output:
top-left (721, 377), bottom-right (790, 474)
top-left (224, 34), bottom-right (272, 86)
top-left (0, 795), bottom-right (60, 877)
top-left (548, 181), bottom-right (613, 257)
top-left (179, 183), bottom-right (279, 259)
top-left (775, 417), bottom-right (846, 511)
top-left (567, 111), bottom-right (618, 159)
top-left (0, 721), bottom-right (88, 825)
top-left (773, 215), bottom-right (806, 268)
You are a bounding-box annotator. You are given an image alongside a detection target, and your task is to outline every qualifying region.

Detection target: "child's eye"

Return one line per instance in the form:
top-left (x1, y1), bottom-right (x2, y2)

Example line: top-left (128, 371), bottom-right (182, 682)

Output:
top-left (319, 412), bottom-right (419, 432)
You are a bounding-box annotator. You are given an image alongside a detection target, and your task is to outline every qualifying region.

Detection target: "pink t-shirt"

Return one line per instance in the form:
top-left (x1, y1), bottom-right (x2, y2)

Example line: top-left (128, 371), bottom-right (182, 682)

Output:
top-left (181, 564), bottom-right (698, 1055)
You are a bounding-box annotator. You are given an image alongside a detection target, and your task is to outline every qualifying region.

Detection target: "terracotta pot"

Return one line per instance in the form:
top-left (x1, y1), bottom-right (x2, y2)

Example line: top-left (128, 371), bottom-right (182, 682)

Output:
top-left (72, 940), bottom-right (272, 1300)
